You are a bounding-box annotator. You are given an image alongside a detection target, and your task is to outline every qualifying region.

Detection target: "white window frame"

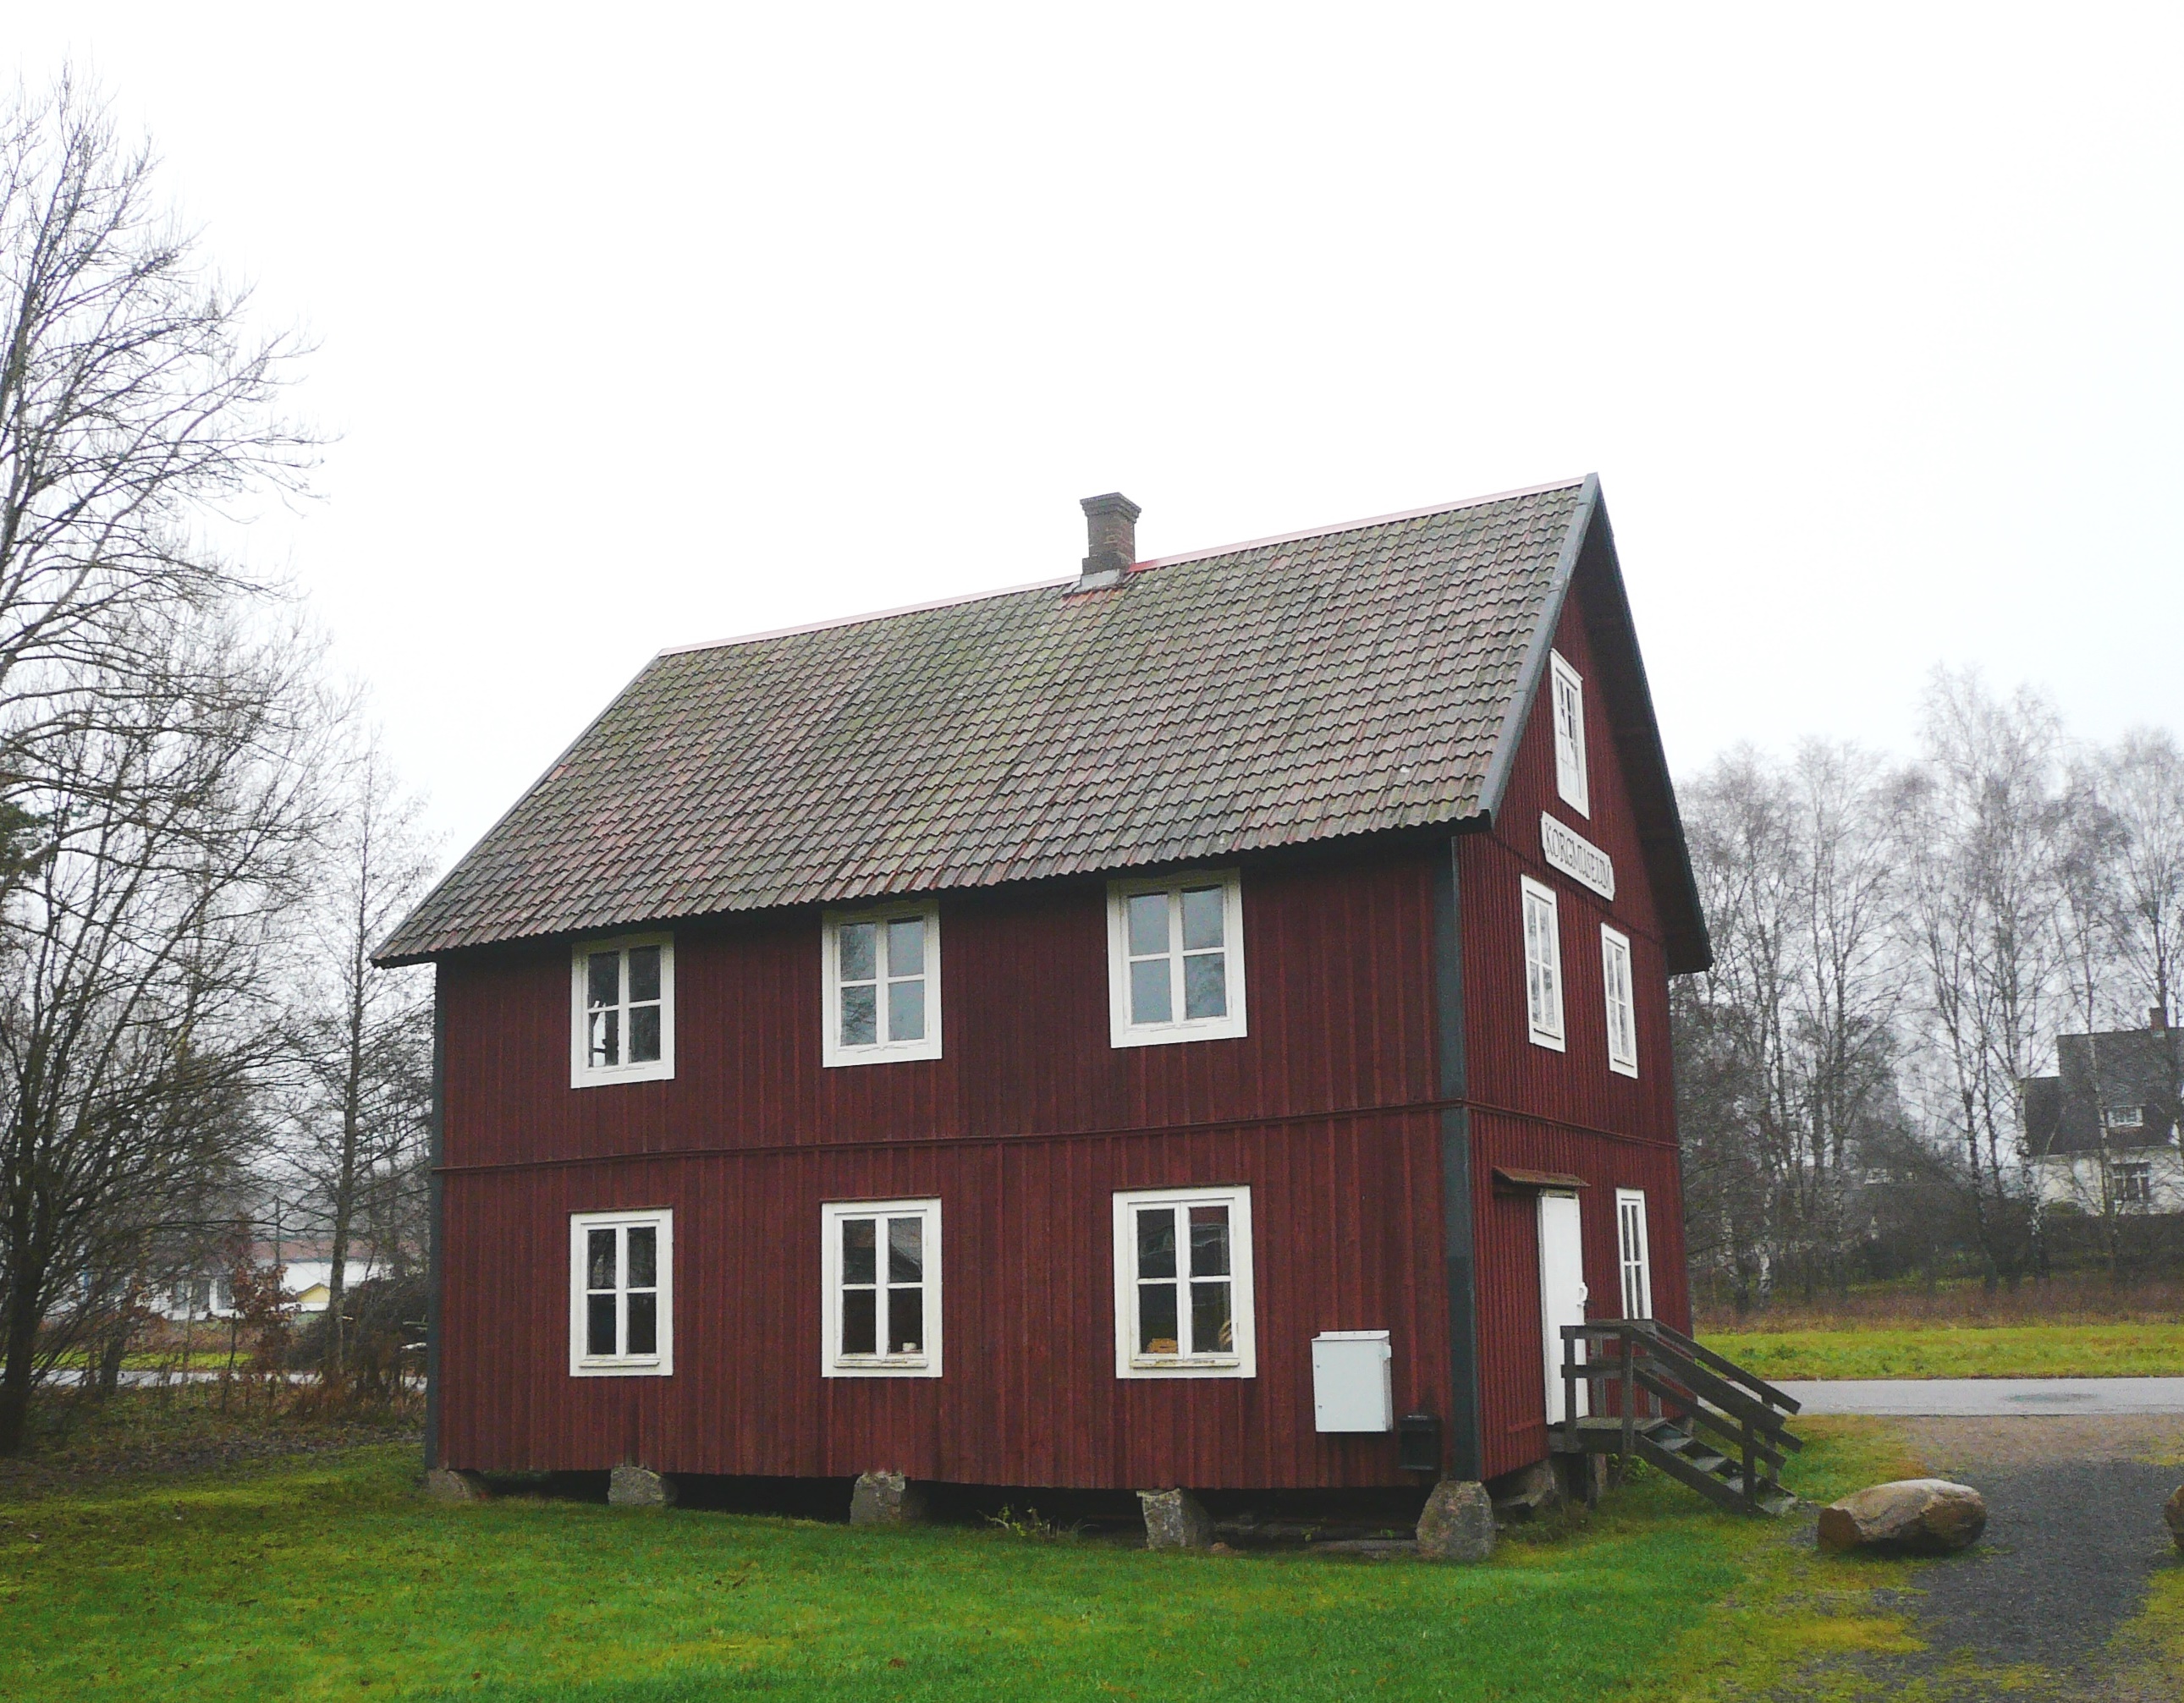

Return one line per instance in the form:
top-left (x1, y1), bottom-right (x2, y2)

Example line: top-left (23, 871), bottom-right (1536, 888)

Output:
top-left (1106, 870), bottom-right (1248, 1048)
top-left (1615, 1189), bottom-right (1653, 1320)
top-left (2105, 1105), bottom-right (2146, 1129)
top-left (1549, 651), bottom-right (1589, 817)
top-left (569, 934), bottom-right (675, 1088)
top-left (821, 903), bottom-right (943, 1067)
top-left (820, 1197), bottom-right (943, 1377)
top-left (1601, 925), bottom-right (1639, 1079)
top-left (1521, 876), bottom-right (1565, 1052)
top-left (2116, 1162), bottom-right (2154, 1206)
top-left (1111, 1185), bottom-right (1257, 1379)
top-left (568, 1209), bottom-right (674, 1377)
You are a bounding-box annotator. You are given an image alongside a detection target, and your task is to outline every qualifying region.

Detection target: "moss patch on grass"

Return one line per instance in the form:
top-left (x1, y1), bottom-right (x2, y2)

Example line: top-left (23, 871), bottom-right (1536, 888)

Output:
top-left (1700, 1321), bottom-right (2184, 1380)
top-left (0, 1423), bottom-right (1945, 1703)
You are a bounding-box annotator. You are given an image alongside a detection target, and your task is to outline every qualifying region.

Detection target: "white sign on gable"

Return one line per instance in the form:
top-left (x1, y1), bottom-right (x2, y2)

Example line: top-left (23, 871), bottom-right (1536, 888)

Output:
top-left (1540, 813), bottom-right (1615, 901)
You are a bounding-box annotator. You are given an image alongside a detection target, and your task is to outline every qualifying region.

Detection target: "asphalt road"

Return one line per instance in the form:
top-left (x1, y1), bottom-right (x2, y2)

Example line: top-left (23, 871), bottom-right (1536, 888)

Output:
top-left (1776, 1377), bottom-right (2184, 1415)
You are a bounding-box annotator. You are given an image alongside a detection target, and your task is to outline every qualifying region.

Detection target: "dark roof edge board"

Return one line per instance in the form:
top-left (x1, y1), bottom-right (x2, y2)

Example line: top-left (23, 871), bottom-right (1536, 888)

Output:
top-left (371, 649), bottom-right (664, 968)
top-left (1474, 474), bottom-right (1598, 827)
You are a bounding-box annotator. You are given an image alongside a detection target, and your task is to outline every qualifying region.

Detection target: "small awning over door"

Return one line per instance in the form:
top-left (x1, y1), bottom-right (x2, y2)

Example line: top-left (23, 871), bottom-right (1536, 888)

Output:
top-left (1493, 1167), bottom-right (1587, 1192)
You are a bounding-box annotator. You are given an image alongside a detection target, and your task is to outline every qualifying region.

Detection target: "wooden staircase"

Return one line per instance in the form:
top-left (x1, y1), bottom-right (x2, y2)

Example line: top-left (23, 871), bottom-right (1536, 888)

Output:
top-left (1550, 1319), bottom-right (1802, 1518)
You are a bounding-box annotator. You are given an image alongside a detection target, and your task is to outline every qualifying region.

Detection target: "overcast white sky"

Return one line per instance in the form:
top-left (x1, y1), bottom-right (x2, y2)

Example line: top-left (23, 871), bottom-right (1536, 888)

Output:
top-left (14, 5), bottom-right (2181, 860)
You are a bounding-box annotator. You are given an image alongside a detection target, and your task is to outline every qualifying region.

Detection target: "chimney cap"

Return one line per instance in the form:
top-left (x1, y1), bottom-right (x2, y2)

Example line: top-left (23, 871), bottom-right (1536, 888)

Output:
top-left (1072, 491), bottom-right (1142, 593)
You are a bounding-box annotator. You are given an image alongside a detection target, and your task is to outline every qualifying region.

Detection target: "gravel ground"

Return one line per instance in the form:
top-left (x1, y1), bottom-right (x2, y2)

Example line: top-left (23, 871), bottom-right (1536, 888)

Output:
top-left (1811, 1416), bottom-right (2184, 1700)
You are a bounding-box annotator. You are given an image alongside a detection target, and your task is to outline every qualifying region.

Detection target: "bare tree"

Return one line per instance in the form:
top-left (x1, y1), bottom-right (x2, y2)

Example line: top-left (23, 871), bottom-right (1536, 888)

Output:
top-left (0, 73), bottom-right (324, 1453)
top-left (2103, 730), bottom-right (2184, 1025)
top-left (273, 739), bottom-right (435, 1376)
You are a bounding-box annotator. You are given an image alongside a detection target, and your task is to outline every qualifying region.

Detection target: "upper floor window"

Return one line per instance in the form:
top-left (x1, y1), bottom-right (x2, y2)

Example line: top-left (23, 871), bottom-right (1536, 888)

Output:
top-left (1108, 871), bottom-right (1247, 1047)
top-left (570, 935), bottom-right (674, 1088)
top-left (2116, 1162), bottom-right (2154, 1206)
top-left (1549, 651), bottom-right (1589, 817)
top-left (1601, 925), bottom-right (1638, 1078)
top-left (1112, 1185), bottom-right (1257, 1378)
top-left (2105, 1105), bottom-right (2146, 1129)
top-left (821, 1198), bottom-right (942, 1376)
top-left (1521, 876), bottom-right (1565, 1052)
top-left (569, 1209), bottom-right (673, 1376)
top-left (822, 904), bottom-right (943, 1066)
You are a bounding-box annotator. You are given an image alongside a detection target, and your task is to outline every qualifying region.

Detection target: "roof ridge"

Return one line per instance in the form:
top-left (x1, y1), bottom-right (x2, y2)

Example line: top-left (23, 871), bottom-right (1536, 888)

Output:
top-left (657, 477), bottom-right (1587, 659)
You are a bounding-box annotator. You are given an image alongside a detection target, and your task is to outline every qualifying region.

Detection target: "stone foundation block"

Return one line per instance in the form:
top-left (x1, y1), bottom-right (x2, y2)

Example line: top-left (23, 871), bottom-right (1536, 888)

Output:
top-left (1137, 1487), bottom-right (1215, 1551)
top-left (608, 1464), bottom-right (677, 1508)
top-left (1556, 1450), bottom-right (1607, 1508)
top-left (421, 1468), bottom-right (489, 1502)
top-left (850, 1470), bottom-right (928, 1525)
top-left (2167, 1484), bottom-right (2184, 1552)
top-left (1489, 1459), bottom-right (1562, 1524)
top-left (1818, 1479), bottom-right (1985, 1555)
top-left (1416, 1479), bottom-right (1495, 1562)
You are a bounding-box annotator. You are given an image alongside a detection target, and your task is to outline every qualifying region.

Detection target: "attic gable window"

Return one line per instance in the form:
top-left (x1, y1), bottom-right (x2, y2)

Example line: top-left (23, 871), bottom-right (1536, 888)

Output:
top-left (822, 904), bottom-right (943, 1066)
top-left (1549, 651), bottom-right (1589, 817)
top-left (1521, 876), bottom-right (1565, 1051)
top-left (569, 1209), bottom-right (672, 1376)
top-left (1108, 871), bottom-right (1247, 1047)
top-left (570, 936), bottom-right (674, 1088)
top-left (2105, 1106), bottom-right (2146, 1129)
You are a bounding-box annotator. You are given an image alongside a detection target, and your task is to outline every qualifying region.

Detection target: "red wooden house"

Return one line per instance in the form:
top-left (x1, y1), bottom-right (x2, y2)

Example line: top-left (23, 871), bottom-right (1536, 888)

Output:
top-left (377, 475), bottom-right (1714, 1511)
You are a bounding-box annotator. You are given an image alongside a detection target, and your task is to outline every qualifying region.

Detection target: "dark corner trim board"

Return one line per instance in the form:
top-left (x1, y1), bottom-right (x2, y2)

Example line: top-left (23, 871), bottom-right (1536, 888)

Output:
top-left (424, 966), bottom-right (447, 1471)
top-left (1433, 834), bottom-right (1485, 1481)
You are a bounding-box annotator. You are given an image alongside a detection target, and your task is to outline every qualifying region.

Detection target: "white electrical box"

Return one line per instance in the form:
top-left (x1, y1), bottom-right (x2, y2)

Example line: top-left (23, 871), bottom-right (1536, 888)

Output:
top-left (1311, 1330), bottom-right (1394, 1433)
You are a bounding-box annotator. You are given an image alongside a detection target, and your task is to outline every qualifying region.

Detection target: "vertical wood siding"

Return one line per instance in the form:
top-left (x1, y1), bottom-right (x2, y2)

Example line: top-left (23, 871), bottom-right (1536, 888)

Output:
top-left (438, 845), bottom-right (1455, 1487)
top-left (1458, 586), bottom-right (1693, 1481)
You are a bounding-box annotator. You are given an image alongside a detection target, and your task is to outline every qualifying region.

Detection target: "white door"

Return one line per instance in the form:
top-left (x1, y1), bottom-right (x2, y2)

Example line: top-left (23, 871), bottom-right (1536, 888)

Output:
top-left (1538, 1191), bottom-right (1589, 1423)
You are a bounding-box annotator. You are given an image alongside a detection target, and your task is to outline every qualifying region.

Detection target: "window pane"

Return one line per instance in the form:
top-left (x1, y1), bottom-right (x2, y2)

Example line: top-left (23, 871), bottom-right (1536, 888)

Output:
top-left (1138, 1280), bottom-right (1179, 1354)
top-left (839, 921), bottom-right (877, 982)
top-left (1183, 951), bottom-right (1227, 1019)
top-left (842, 1218), bottom-right (877, 1286)
top-left (887, 977), bottom-right (926, 1042)
top-left (886, 915), bottom-right (924, 977)
top-left (887, 1216), bottom-right (923, 1283)
top-left (1130, 959), bottom-right (1172, 1025)
top-left (627, 945), bottom-right (661, 1004)
top-left (842, 1288), bottom-right (877, 1355)
top-left (1136, 1207), bottom-right (1176, 1279)
top-left (888, 1286), bottom-right (925, 1355)
top-left (588, 952), bottom-right (620, 1009)
top-left (1127, 891), bottom-right (1169, 958)
top-left (627, 1226), bottom-right (657, 1288)
top-left (1180, 887), bottom-right (1224, 951)
top-left (587, 1228), bottom-right (617, 1291)
top-left (589, 1008), bottom-right (619, 1068)
top-left (840, 983), bottom-right (877, 1047)
top-left (629, 1004), bottom-right (662, 1063)
top-left (625, 1292), bottom-right (657, 1355)
top-left (1191, 1279), bottom-right (1233, 1354)
top-left (587, 1294), bottom-right (617, 1357)
top-left (1188, 1205), bottom-right (1230, 1277)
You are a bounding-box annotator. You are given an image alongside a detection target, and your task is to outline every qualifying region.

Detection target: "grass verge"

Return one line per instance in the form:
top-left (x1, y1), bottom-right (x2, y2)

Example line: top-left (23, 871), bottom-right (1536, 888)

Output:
top-left (1701, 1321), bottom-right (2184, 1380)
top-left (0, 1419), bottom-right (1921, 1702)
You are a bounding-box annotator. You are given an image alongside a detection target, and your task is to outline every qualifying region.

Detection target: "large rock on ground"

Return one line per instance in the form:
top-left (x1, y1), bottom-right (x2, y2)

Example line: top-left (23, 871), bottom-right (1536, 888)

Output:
top-left (1488, 1459), bottom-right (1561, 1524)
top-left (421, 1468), bottom-right (489, 1502)
top-left (1416, 1480), bottom-right (1496, 1563)
top-left (1137, 1487), bottom-right (1214, 1550)
top-left (2165, 1485), bottom-right (2184, 1552)
top-left (1818, 1479), bottom-right (1986, 1555)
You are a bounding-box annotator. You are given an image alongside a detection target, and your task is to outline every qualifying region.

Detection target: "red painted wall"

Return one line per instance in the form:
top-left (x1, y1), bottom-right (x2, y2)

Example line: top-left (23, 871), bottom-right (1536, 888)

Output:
top-left (437, 844), bottom-right (1457, 1488)
top-left (1459, 586), bottom-right (1694, 1479)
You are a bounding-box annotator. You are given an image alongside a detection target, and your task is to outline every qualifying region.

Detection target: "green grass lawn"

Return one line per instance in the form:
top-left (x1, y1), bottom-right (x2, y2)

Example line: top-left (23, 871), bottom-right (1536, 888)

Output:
top-left (0, 1425), bottom-right (1919, 1702)
top-left (1701, 1321), bottom-right (2184, 1381)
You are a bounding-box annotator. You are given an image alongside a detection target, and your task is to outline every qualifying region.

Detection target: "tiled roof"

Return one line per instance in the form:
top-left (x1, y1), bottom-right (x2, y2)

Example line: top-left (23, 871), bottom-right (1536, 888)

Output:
top-left (379, 480), bottom-right (1597, 962)
top-left (2023, 1026), bottom-right (2183, 1153)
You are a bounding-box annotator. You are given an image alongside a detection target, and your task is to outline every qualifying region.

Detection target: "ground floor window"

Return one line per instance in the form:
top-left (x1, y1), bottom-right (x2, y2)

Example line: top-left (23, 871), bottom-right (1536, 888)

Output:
top-left (1112, 1185), bottom-right (1257, 1378)
top-left (569, 1209), bottom-right (673, 1376)
top-left (821, 1198), bottom-right (943, 1376)
top-left (1615, 1188), bottom-right (1652, 1319)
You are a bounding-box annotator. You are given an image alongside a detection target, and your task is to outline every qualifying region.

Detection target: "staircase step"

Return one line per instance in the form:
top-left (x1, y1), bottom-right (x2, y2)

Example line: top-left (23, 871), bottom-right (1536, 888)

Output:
top-left (1686, 1453), bottom-right (1727, 1475)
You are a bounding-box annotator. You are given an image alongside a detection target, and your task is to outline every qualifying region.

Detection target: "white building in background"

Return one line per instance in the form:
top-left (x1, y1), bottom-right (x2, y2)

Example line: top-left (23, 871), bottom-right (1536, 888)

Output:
top-left (151, 1244), bottom-right (384, 1321)
top-left (2023, 1010), bottom-right (2184, 1214)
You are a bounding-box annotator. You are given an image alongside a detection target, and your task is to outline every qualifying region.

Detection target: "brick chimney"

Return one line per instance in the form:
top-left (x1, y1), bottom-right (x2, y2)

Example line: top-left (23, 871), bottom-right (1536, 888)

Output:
top-left (1072, 492), bottom-right (1142, 591)
top-left (2153, 1006), bottom-right (2169, 1033)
